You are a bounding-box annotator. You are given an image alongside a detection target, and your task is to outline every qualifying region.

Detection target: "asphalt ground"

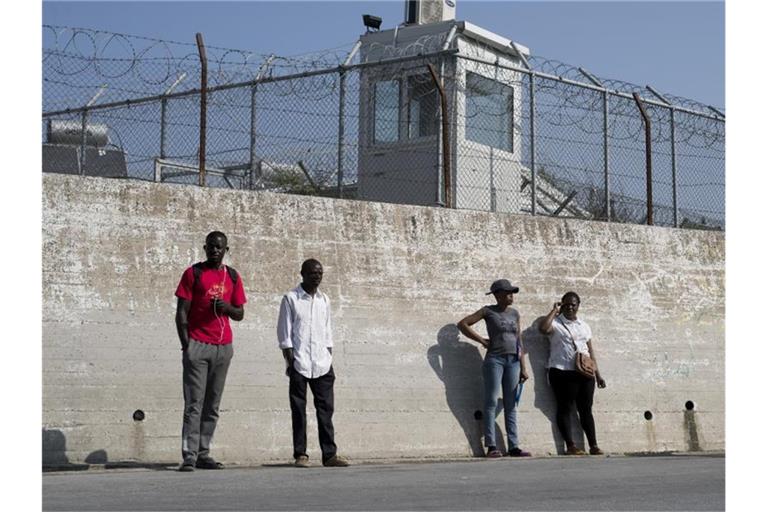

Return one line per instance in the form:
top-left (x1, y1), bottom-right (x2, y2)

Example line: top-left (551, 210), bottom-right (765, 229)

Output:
top-left (43, 454), bottom-right (724, 511)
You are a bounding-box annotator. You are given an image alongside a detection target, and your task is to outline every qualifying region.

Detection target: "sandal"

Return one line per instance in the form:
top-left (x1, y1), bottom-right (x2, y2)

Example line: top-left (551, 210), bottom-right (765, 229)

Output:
top-left (486, 447), bottom-right (503, 458)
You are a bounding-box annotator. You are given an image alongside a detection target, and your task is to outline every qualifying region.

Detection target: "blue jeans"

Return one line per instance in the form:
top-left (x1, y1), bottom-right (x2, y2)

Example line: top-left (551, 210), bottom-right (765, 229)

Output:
top-left (482, 352), bottom-right (521, 449)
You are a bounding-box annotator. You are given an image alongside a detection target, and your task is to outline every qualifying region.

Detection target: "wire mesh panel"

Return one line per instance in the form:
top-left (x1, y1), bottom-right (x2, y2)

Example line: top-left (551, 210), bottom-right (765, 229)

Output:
top-left (530, 75), bottom-right (606, 221)
top-left (252, 71), bottom-right (342, 195)
top-left (332, 67), bottom-right (362, 199)
top-left (160, 94), bottom-right (203, 185)
top-left (674, 111), bottom-right (725, 230)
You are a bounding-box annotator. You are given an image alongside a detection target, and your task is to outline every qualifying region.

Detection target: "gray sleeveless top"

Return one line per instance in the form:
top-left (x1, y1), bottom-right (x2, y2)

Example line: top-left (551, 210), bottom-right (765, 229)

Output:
top-left (482, 305), bottom-right (521, 355)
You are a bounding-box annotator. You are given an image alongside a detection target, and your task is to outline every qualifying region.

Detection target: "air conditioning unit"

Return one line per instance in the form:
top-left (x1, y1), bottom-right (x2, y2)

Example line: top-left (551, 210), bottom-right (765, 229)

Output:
top-left (404, 0), bottom-right (456, 25)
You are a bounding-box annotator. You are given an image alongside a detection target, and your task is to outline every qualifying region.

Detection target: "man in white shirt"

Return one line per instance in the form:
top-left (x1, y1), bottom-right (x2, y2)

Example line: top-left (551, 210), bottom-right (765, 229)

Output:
top-left (277, 259), bottom-right (349, 467)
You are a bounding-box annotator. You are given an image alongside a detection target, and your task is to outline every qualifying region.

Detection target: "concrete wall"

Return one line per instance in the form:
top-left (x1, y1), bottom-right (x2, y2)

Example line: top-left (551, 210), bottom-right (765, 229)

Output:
top-left (42, 174), bottom-right (724, 466)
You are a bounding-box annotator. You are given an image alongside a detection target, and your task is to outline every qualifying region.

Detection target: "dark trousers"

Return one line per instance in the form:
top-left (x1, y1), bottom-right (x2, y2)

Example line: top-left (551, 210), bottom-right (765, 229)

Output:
top-left (548, 368), bottom-right (598, 448)
top-left (289, 366), bottom-right (337, 462)
top-left (181, 339), bottom-right (233, 462)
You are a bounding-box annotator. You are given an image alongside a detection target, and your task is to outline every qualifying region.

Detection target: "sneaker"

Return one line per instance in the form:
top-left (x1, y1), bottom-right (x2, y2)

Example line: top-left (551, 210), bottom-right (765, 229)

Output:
top-left (565, 446), bottom-right (587, 456)
top-left (323, 455), bottom-right (350, 467)
top-left (508, 447), bottom-right (532, 457)
top-left (294, 455), bottom-right (310, 468)
top-left (589, 446), bottom-right (604, 455)
top-left (178, 460), bottom-right (195, 472)
top-left (486, 447), bottom-right (503, 458)
top-left (195, 458), bottom-right (224, 470)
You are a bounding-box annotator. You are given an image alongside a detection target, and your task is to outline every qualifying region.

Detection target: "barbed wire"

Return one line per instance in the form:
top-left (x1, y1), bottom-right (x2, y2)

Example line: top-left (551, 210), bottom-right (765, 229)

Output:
top-left (43, 24), bottom-right (356, 108)
top-left (44, 25), bottom-right (724, 117)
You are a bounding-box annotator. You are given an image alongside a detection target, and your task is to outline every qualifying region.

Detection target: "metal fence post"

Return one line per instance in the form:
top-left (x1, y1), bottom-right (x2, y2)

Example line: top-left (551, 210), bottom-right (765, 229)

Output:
top-left (529, 72), bottom-right (536, 216)
top-left (196, 32), bottom-right (208, 187)
top-left (248, 56), bottom-right (276, 192)
top-left (603, 90), bottom-right (611, 221)
top-left (79, 109), bottom-right (88, 175)
top-left (428, 62), bottom-right (451, 208)
top-left (670, 108), bottom-right (678, 227)
top-left (646, 86), bottom-right (677, 228)
top-left (336, 42), bottom-right (360, 199)
top-left (249, 84), bottom-right (258, 191)
top-left (632, 92), bottom-right (653, 226)
top-left (435, 57), bottom-right (445, 207)
top-left (337, 69), bottom-right (346, 198)
top-left (160, 98), bottom-right (168, 160)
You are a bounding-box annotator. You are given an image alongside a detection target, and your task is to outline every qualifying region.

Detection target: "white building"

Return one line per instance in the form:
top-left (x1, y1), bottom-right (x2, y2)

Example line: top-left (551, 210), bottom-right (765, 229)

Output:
top-left (356, 0), bottom-right (530, 213)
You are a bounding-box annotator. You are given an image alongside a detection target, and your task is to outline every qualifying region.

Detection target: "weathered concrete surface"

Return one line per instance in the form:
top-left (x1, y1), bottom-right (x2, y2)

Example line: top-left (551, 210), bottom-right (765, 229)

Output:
top-left (42, 174), bottom-right (724, 466)
top-left (42, 455), bottom-right (725, 511)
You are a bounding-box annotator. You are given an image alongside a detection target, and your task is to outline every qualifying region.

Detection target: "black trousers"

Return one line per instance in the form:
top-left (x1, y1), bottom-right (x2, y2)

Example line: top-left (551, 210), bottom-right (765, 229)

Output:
top-left (289, 366), bottom-right (337, 462)
top-left (548, 368), bottom-right (598, 448)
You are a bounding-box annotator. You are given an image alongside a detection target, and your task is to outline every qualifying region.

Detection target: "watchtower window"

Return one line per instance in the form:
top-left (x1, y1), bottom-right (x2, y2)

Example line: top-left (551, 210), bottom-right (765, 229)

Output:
top-left (406, 76), bottom-right (438, 139)
top-left (465, 72), bottom-right (514, 152)
top-left (374, 80), bottom-right (400, 143)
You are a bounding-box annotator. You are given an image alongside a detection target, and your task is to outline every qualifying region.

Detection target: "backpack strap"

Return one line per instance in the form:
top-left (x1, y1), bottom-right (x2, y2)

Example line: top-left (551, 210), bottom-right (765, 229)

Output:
top-left (192, 262), bottom-right (204, 289)
top-left (226, 266), bottom-right (239, 286)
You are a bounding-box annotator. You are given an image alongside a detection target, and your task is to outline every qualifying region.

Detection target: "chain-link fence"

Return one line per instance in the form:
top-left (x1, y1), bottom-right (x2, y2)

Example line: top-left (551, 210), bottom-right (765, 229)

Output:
top-left (42, 25), bottom-right (724, 230)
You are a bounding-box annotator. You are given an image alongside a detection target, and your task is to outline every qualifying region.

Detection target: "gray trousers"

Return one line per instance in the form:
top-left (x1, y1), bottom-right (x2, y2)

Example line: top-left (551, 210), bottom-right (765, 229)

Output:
top-left (181, 339), bottom-right (234, 462)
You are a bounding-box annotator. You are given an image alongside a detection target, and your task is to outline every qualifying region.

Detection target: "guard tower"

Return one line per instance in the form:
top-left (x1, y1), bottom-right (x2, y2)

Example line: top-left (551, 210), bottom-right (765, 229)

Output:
top-left (357, 0), bottom-right (530, 213)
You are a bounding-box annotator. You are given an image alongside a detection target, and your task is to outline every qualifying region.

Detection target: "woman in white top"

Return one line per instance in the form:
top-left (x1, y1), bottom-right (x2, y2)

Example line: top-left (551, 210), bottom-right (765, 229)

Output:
top-left (539, 291), bottom-right (606, 455)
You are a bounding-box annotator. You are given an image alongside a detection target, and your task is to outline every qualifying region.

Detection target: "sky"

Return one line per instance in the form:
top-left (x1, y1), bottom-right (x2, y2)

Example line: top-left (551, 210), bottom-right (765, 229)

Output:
top-left (41, 0), bottom-right (725, 109)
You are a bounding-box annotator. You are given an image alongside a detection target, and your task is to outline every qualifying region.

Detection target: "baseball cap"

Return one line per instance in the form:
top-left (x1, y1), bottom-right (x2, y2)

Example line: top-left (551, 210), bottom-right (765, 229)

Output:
top-left (485, 279), bottom-right (520, 295)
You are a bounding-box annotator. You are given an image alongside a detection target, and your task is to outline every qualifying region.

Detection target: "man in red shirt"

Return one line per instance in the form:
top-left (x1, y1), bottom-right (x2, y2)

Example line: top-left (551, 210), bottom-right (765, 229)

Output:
top-left (175, 231), bottom-right (246, 471)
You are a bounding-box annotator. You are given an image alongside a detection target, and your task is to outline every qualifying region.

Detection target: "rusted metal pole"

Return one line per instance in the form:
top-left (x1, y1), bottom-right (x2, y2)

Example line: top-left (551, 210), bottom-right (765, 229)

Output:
top-left (196, 33), bottom-right (208, 187)
top-left (529, 73), bottom-right (537, 216)
top-left (79, 109), bottom-right (88, 175)
top-left (632, 92), bottom-right (653, 226)
top-left (428, 63), bottom-right (451, 208)
top-left (336, 69), bottom-right (347, 198)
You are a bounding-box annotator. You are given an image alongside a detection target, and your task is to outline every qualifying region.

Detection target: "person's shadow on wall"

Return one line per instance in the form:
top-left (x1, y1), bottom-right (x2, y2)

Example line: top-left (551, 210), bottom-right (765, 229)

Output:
top-left (42, 429), bottom-right (89, 471)
top-left (42, 428), bottom-right (170, 471)
top-left (524, 317), bottom-right (582, 455)
top-left (428, 324), bottom-right (504, 457)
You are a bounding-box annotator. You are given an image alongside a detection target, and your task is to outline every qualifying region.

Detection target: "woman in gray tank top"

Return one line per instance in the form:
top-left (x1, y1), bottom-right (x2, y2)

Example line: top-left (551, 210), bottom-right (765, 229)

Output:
top-left (458, 279), bottom-right (531, 458)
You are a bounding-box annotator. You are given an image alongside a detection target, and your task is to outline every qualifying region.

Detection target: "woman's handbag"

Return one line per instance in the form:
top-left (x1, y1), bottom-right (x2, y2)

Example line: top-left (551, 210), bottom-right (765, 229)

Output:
top-left (560, 320), bottom-right (597, 379)
top-left (575, 352), bottom-right (597, 379)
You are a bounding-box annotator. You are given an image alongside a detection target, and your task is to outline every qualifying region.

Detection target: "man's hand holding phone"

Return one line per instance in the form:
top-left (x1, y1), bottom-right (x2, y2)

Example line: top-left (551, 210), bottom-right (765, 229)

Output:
top-left (212, 297), bottom-right (229, 315)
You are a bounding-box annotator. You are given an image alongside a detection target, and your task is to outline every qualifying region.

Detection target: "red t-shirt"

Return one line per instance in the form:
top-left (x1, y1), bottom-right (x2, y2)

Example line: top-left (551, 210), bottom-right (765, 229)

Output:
top-left (175, 264), bottom-right (247, 345)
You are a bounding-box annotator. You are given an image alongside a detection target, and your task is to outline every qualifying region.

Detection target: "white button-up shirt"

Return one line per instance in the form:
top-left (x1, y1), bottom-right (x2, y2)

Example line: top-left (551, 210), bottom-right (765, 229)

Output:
top-left (277, 285), bottom-right (333, 378)
top-left (546, 314), bottom-right (593, 371)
